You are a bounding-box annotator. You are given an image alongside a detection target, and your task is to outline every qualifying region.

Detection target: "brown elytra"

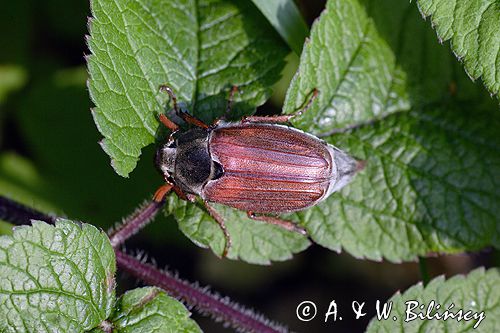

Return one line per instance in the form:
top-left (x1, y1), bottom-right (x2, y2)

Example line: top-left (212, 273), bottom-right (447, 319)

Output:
top-left (203, 123), bottom-right (335, 213)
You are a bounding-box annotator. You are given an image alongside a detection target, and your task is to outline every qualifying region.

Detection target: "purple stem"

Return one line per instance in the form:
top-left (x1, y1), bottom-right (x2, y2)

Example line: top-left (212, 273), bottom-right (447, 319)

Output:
top-left (116, 250), bottom-right (286, 333)
top-left (0, 196), bottom-right (56, 225)
top-left (0, 195), bottom-right (287, 333)
top-left (109, 200), bottom-right (164, 247)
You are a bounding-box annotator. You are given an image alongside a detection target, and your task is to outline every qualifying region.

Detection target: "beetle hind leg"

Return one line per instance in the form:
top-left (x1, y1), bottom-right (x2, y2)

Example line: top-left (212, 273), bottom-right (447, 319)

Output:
top-left (247, 211), bottom-right (307, 236)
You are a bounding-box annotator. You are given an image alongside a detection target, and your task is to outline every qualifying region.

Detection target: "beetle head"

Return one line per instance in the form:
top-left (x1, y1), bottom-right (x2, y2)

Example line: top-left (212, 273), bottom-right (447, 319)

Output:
top-left (155, 144), bottom-right (176, 178)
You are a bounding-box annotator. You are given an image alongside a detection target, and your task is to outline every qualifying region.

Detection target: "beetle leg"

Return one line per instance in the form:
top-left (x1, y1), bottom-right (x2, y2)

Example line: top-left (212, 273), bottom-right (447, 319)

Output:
top-left (172, 185), bottom-right (189, 201)
top-left (242, 114), bottom-right (295, 124)
top-left (242, 88), bottom-right (318, 124)
top-left (225, 85), bottom-right (239, 118)
top-left (247, 211), bottom-right (307, 236)
top-left (160, 84), bottom-right (209, 129)
top-left (178, 112), bottom-right (210, 129)
top-left (158, 114), bottom-right (179, 131)
top-left (204, 202), bottom-right (231, 258)
top-left (153, 183), bottom-right (174, 202)
top-left (155, 180), bottom-right (191, 202)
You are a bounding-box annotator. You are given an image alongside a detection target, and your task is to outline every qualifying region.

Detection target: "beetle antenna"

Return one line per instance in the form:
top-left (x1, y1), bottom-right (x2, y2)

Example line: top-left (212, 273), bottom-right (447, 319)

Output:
top-left (159, 84), bottom-right (180, 114)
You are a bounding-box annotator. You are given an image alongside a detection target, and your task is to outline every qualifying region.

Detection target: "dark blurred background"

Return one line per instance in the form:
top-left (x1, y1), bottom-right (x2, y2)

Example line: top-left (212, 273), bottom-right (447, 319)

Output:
top-left (0, 1), bottom-right (497, 332)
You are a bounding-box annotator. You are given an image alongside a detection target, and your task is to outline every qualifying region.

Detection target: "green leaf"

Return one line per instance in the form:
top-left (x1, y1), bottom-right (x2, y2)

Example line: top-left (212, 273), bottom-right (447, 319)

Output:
top-left (250, 0), bottom-right (309, 55)
top-left (298, 106), bottom-right (500, 262)
top-left (366, 267), bottom-right (500, 332)
top-left (87, 0), bottom-right (287, 177)
top-left (416, 0), bottom-right (500, 98)
top-left (167, 197), bottom-right (310, 265)
top-left (280, 0), bottom-right (499, 262)
top-left (0, 219), bottom-right (116, 332)
top-left (283, 0), bottom-right (410, 134)
top-left (92, 287), bottom-right (201, 333)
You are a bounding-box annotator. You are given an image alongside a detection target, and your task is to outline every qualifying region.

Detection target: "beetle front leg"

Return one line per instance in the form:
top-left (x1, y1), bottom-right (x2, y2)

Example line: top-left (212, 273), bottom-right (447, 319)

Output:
top-left (203, 202), bottom-right (231, 258)
top-left (242, 88), bottom-right (318, 124)
top-left (153, 183), bottom-right (174, 202)
top-left (160, 84), bottom-right (209, 129)
top-left (247, 211), bottom-right (307, 236)
top-left (179, 112), bottom-right (210, 129)
top-left (158, 114), bottom-right (179, 132)
top-left (154, 181), bottom-right (192, 202)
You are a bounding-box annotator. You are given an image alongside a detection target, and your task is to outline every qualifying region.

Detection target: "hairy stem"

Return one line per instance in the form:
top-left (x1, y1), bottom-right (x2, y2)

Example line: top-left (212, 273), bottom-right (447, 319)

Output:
top-left (0, 196), bottom-right (56, 225)
top-left (109, 200), bottom-right (165, 248)
top-left (116, 250), bottom-right (286, 333)
top-left (0, 195), bottom-right (287, 333)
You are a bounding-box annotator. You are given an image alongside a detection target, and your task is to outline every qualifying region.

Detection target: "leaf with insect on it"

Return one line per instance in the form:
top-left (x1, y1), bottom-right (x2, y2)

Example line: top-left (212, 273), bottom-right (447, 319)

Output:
top-left (87, 0), bottom-right (288, 177)
top-left (161, 0), bottom-right (412, 264)
top-left (87, 0), bottom-right (500, 264)
top-left (284, 0), bottom-right (500, 262)
top-left (0, 219), bottom-right (116, 332)
top-left (366, 268), bottom-right (500, 332)
top-left (90, 287), bottom-right (201, 333)
top-left (87, 0), bottom-right (304, 264)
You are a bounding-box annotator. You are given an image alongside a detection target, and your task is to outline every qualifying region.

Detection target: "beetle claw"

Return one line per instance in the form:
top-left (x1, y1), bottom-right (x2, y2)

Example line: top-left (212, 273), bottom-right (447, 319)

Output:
top-left (294, 225), bottom-right (308, 236)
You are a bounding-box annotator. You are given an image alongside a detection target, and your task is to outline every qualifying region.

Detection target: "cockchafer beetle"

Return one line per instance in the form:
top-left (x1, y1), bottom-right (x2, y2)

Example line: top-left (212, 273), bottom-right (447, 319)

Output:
top-left (154, 85), bottom-right (365, 256)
